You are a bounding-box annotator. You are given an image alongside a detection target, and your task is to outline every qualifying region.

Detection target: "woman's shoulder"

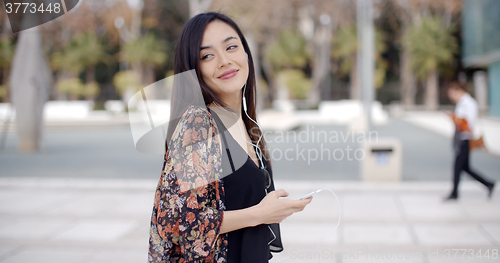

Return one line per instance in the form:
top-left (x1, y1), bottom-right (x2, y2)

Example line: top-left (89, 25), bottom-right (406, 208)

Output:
top-left (171, 105), bottom-right (220, 143)
top-left (182, 105), bottom-right (209, 116)
top-left (178, 105), bottom-right (217, 126)
top-left (177, 105), bottom-right (213, 126)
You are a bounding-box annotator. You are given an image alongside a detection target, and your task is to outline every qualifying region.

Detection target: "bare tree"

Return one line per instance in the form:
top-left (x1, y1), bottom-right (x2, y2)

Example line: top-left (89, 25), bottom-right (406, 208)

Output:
top-left (303, 0), bottom-right (356, 106)
top-left (391, 0), bottom-right (461, 110)
top-left (392, 0), bottom-right (419, 109)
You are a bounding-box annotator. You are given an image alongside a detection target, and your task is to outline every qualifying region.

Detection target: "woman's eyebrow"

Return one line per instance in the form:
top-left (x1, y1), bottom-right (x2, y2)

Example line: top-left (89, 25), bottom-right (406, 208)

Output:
top-left (200, 36), bottom-right (237, 50)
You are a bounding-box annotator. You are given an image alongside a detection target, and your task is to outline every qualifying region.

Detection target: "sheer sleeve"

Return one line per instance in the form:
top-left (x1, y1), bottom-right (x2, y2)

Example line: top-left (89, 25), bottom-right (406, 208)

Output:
top-left (148, 106), bottom-right (225, 262)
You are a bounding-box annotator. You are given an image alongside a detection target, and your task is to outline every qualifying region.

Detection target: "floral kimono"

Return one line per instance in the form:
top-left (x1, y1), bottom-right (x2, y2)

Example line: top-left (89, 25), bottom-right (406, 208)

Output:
top-left (148, 105), bottom-right (228, 262)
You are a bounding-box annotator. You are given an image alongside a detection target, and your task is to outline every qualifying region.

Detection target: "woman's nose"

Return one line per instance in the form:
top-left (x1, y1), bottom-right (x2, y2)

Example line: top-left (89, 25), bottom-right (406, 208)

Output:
top-left (218, 52), bottom-right (231, 67)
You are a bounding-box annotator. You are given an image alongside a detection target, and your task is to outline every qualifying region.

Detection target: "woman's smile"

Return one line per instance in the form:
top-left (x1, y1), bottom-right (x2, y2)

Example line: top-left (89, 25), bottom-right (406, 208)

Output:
top-left (218, 69), bottom-right (239, 79)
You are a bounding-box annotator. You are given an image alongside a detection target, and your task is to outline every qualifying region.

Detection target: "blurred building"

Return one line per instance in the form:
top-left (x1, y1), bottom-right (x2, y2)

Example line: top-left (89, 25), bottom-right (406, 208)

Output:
top-left (462, 0), bottom-right (500, 116)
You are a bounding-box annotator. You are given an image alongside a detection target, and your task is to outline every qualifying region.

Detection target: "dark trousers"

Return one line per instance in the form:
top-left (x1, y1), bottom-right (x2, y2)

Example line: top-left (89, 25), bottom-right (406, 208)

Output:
top-left (451, 140), bottom-right (494, 196)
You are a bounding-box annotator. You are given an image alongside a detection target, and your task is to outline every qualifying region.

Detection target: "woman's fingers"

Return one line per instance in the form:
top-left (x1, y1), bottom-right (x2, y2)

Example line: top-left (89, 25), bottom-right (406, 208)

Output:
top-left (294, 197), bottom-right (313, 211)
top-left (259, 190), bottom-right (315, 224)
top-left (284, 197), bottom-right (312, 208)
top-left (273, 198), bottom-right (312, 218)
top-left (273, 189), bottom-right (289, 198)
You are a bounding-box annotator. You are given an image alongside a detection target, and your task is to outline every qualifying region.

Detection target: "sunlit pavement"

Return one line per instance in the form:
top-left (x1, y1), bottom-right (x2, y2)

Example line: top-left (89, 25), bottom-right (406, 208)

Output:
top-left (0, 178), bottom-right (499, 263)
top-left (0, 111), bottom-right (499, 262)
top-left (272, 181), bottom-right (500, 263)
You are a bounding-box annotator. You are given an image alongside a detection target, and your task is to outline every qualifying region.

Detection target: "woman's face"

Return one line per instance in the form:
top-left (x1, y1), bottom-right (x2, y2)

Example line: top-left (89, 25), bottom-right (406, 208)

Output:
top-left (199, 20), bottom-right (249, 99)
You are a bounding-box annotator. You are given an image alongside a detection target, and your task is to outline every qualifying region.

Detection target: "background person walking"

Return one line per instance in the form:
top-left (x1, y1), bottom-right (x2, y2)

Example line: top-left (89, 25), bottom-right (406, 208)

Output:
top-left (445, 82), bottom-right (495, 200)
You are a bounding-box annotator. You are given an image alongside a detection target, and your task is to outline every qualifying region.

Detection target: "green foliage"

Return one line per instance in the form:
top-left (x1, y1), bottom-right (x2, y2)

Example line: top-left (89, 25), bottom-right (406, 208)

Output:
top-left (375, 59), bottom-right (389, 89)
top-left (0, 37), bottom-right (14, 68)
top-left (267, 30), bottom-right (310, 71)
top-left (331, 25), bottom-right (358, 76)
top-left (0, 85), bottom-right (6, 99)
top-left (113, 70), bottom-right (141, 95)
top-left (165, 70), bottom-right (174, 78)
top-left (56, 78), bottom-right (84, 97)
top-left (51, 51), bottom-right (82, 75)
top-left (93, 100), bottom-right (106, 111)
top-left (121, 33), bottom-right (168, 68)
top-left (82, 81), bottom-right (100, 97)
top-left (403, 16), bottom-right (458, 79)
top-left (51, 32), bottom-right (110, 75)
top-left (56, 78), bottom-right (101, 98)
top-left (277, 69), bottom-right (311, 100)
top-left (331, 25), bottom-right (388, 88)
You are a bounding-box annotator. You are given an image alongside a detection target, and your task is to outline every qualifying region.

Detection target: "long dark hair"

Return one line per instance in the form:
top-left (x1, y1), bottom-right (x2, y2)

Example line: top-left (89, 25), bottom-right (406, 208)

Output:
top-left (166, 12), bottom-right (272, 168)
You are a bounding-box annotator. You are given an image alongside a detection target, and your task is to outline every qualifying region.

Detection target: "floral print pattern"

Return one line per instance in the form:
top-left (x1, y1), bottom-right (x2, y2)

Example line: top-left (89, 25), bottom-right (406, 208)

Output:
top-left (148, 106), bottom-right (228, 262)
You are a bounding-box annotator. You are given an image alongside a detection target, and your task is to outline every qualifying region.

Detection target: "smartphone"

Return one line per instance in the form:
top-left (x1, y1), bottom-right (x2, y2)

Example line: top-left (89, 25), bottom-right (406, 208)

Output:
top-left (295, 189), bottom-right (322, 200)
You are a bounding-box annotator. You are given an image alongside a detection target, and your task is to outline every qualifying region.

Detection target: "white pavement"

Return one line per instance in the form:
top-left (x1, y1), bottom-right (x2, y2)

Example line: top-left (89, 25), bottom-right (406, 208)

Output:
top-left (0, 178), bottom-right (499, 263)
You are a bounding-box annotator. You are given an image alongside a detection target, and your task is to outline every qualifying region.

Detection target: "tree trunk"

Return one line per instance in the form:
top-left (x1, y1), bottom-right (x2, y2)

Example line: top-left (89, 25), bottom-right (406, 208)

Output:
top-left (245, 32), bottom-right (264, 111)
top-left (424, 69), bottom-right (438, 111)
top-left (2, 68), bottom-right (9, 103)
top-left (86, 66), bottom-right (95, 84)
top-left (144, 66), bottom-right (156, 100)
top-left (123, 63), bottom-right (143, 108)
top-left (400, 49), bottom-right (416, 109)
top-left (10, 26), bottom-right (52, 152)
top-left (310, 48), bottom-right (322, 106)
top-left (54, 72), bottom-right (69, 100)
top-left (145, 66), bottom-right (155, 86)
top-left (398, 6), bottom-right (417, 110)
top-left (133, 63), bottom-right (143, 84)
top-left (85, 66), bottom-right (96, 101)
top-left (349, 59), bottom-right (360, 100)
top-left (261, 54), bottom-right (275, 109)
top-left (309, 21), bottom-right (333, 107)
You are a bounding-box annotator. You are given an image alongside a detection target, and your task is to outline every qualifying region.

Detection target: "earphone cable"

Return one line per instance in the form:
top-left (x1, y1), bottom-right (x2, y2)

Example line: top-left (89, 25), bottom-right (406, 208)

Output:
top-left (242, 83), bottom-right (265, 167)
top-left (212, 84), bottom-right (265, 169)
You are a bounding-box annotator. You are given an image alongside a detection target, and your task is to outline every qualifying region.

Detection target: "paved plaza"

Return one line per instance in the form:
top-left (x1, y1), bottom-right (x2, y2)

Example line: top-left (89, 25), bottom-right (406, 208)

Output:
top-left (0, 178), bottom-right (498, 263)
top-left (0, 110), bottom-right (499, 262)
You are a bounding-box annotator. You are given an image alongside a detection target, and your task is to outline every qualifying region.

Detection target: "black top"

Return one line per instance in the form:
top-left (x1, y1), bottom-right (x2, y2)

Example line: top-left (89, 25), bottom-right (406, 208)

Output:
top-left (207, 108), bottom-right (283, 263)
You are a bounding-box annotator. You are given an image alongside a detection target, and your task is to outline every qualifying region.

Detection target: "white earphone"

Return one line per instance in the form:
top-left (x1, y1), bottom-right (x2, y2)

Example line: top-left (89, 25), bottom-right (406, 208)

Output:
top-left (213, 82), bottom-right (264, 169)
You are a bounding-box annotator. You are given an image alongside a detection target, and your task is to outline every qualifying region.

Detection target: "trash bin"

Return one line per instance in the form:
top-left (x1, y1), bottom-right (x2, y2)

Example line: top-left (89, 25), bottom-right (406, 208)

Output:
top-left (361, 138), bottom-right (402, 181)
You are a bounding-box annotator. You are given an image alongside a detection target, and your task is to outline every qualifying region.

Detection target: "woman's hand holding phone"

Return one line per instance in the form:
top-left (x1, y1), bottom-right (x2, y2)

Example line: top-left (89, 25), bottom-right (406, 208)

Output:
top-left (255, 189), bottom-right (313, 225)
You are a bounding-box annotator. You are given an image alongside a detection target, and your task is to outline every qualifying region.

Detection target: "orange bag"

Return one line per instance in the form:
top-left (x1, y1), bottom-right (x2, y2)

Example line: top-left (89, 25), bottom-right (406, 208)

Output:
top-left (470, 136), bottom-right (486, 151)
top-left (449, 113), bottom-right (486, 151)
top-left (450, 114), bottom-right (471, 132)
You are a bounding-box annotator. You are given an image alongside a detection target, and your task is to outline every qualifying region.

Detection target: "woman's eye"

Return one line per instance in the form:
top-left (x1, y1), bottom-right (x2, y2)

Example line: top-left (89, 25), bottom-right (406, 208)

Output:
top-left (201, 54), bottom-right (212, 60)
top-left (200, 46), bottom-right (237, 60)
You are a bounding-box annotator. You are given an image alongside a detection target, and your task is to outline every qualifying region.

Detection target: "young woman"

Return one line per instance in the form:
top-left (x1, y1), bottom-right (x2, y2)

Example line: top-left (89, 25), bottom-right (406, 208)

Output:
top-left (148, 12), bottom-right (312, 262)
